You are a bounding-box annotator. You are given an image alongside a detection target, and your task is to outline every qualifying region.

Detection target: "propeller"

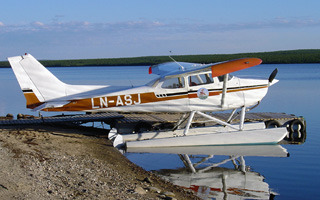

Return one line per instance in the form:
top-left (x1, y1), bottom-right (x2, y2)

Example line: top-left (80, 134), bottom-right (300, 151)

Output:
top-left (268, 68), bottom-right (278, 83)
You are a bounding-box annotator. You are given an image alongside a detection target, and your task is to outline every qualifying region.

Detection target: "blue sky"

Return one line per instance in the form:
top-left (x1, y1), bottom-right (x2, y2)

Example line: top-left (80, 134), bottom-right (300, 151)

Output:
top-left (1, 0), bottom-right (320, 60)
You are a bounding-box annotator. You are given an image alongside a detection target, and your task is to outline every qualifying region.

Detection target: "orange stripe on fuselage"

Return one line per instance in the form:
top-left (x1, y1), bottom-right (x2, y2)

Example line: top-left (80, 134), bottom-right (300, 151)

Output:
top-left (226, 85), bottom-right (268, 93)
top-left (43, 85), bottom-right (268, 112)
top-left (44, 92), bottom-right (189, 112)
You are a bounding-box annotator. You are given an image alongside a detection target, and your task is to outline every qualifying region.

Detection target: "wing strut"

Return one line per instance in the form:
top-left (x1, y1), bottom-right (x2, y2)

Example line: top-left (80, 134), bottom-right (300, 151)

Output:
top-left (221, 73), bottom-right (229, 107)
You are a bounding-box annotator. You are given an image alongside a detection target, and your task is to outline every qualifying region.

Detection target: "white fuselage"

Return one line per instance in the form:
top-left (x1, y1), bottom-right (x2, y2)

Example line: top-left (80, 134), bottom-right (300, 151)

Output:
top-left (66, 73), bottom-right (271, 113)
top-left (8, 54), bottom-right (273, 113)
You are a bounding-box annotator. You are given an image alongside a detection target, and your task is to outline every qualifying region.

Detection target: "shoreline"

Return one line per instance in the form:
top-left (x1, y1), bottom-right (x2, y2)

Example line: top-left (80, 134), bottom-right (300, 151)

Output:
top-left (1, 49), bottom-right (320, 67)
top-left (0, 125), bottom-right (199, 199)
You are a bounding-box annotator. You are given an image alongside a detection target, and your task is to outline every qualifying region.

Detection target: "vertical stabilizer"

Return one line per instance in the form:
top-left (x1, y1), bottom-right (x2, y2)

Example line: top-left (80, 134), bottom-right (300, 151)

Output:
top-left (8, 54), bottom-right (67, 108)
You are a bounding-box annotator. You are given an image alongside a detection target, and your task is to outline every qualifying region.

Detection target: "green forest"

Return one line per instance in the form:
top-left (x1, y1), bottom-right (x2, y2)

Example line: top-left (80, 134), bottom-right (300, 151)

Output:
top-left (1, 49), bottom-right (320, 68)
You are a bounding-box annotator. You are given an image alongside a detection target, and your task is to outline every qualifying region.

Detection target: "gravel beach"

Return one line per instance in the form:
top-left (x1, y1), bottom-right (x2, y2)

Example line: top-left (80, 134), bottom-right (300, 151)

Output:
top-left (0, 125), bottom-right (199, 200)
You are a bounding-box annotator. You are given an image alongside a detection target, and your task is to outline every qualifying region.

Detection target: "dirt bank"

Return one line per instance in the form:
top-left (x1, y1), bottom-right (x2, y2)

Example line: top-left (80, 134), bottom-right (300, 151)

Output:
top-left (0, 125), bottom-right (199, 200)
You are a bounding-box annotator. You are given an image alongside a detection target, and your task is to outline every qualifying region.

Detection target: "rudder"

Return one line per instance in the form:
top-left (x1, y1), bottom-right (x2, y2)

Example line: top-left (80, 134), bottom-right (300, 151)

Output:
top-left (8, 54), bottom-right (67, 109)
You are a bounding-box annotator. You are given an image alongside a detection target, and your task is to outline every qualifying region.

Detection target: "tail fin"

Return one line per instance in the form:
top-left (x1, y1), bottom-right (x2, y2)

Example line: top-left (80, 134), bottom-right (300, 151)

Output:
top-left (8, 54), bottom-right (67, 109)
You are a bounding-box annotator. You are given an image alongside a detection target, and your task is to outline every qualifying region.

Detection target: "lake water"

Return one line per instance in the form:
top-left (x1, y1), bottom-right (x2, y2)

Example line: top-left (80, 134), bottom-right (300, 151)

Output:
top-left (0, 63), bottom-right (319, 199)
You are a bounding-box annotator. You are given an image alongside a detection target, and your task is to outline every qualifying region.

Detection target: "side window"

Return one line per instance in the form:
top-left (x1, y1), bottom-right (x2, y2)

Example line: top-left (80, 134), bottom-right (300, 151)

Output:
top-left (189, 73), bottom-right (213, 87)
top-left (162, 77), bottom-right (185, 89)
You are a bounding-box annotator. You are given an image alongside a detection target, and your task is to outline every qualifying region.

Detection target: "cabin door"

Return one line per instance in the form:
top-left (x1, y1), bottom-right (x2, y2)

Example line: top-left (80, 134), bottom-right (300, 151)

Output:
top-left (155, 76), bottom-right (189, 112)
top-left (187, 73), bottom-right (221, 111)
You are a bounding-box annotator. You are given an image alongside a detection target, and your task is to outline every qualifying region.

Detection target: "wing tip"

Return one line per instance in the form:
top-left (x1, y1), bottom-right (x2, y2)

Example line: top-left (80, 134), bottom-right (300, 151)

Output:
top-left (243, 57), bottom-right (262, 65)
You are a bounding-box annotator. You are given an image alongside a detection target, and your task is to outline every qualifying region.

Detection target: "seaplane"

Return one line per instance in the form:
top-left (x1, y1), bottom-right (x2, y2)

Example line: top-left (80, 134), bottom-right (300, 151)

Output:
top-left (7, 53), bottom-right (287, 148)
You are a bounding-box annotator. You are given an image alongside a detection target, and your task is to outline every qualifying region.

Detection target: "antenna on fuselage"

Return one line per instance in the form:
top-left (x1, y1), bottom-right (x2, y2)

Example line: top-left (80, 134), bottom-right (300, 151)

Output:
top-left (169, 51), bottom-right (185, 71)
top-left (129, 80), bottom-right (134, 88)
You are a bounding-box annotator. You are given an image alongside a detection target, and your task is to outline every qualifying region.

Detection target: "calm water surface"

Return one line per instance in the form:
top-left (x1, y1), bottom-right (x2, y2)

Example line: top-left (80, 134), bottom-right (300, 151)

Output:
top-left (0, 64), bottom-right (319, 199)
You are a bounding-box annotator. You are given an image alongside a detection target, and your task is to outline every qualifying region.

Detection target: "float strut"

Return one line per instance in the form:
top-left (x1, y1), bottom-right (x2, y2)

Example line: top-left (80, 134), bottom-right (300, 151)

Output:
top-left (196, 111), bottom-right (240, 131)
top-left (227, 108), bottom-right (237, 123)
top-left (183, 111), bottom-right (196, 135)
top-left (240, 156), bottom-right (246, 172)
top-left (239, 106), bottom-right (246, 130)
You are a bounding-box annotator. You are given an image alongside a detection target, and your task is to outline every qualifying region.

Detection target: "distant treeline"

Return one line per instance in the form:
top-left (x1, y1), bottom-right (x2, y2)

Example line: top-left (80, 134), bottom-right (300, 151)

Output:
top-left (1, 49), bottom-right (320, 68)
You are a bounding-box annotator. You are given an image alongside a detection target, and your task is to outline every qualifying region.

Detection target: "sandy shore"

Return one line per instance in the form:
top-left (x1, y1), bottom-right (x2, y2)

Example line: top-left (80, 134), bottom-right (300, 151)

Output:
top-left (0, 125), bottom-right (199, 200)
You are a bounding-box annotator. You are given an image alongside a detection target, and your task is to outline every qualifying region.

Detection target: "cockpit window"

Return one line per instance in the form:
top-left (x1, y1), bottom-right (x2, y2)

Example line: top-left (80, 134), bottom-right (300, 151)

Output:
top-left (162, 77), bottom-right (185, 89)
top-left (218, 74), bottom-right (233, 82)
top-left (189, 73), bottom-right (213, 87)
top-left (146, 78), bottom-right (160, 87)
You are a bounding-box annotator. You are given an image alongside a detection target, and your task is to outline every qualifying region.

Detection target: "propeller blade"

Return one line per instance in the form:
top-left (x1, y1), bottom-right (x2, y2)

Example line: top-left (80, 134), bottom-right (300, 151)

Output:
top-left (269, 68), bottom-right (278, 83)
top-left (211, 58), bottom-right (262, 77)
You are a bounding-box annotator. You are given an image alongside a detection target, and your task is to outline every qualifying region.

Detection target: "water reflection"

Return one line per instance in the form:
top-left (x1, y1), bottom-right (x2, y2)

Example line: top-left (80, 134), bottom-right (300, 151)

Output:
top-left (127, 145), bottom-right (289, 200)
top-left (282, 129), bottom-right (307, 145)
top-left (124, 129), bottom-right (307, 199)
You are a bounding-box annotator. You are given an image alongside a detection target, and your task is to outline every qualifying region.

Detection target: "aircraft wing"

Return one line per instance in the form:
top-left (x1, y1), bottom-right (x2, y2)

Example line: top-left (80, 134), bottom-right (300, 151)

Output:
top-left (149, 62), bottom-right (206, 75)
top-left (150, 58), bottom-right (262, 78)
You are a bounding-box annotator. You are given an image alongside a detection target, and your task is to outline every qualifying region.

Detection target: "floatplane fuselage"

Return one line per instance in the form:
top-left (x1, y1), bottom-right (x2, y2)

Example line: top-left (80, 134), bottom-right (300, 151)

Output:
top-left (8, 53), bottom-right (286, 147)
top-left (8, 54), bottom-right (275, 113)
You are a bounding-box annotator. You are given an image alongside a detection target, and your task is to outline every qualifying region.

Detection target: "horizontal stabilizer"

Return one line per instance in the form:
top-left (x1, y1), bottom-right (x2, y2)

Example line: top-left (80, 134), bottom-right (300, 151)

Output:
top-left (31, 101), bottom-right (70, 112)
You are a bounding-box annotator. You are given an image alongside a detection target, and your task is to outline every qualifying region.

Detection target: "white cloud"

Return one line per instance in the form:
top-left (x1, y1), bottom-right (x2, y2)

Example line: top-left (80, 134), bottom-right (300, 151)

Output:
top-left (1, 17), bottom-right (320, 35)
top-left (1, 17), bottom-right (320, 59)
top-left (32, 21), bottom-right (45, 27)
